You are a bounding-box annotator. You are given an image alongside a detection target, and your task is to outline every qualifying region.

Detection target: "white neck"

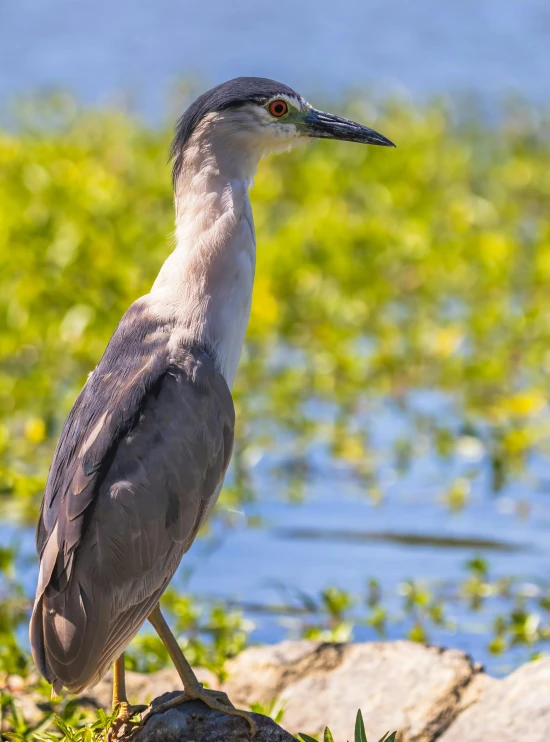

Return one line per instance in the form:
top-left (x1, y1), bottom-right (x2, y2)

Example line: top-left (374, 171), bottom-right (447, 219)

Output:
top-left (150, 121), bottom-right (258, 388)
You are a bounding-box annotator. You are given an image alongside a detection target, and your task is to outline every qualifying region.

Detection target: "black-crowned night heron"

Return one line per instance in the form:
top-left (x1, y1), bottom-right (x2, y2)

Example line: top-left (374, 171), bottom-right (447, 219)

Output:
top-left (30, 77), bottom-right (394, 737)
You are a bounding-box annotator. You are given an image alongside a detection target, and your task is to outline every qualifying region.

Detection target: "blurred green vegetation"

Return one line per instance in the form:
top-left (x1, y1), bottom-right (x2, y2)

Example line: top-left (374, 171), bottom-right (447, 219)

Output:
top-left (2, 95), bottom-right (550, 518)
top-left (2, 94), bottom-right (550, 737)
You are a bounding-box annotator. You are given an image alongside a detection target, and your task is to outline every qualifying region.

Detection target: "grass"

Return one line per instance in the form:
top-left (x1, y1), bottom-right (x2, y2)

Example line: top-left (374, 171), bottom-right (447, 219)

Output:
top-left (299, 709), bottom-right (396, 742)
top-left (2, 692), bottom-right (392, 742)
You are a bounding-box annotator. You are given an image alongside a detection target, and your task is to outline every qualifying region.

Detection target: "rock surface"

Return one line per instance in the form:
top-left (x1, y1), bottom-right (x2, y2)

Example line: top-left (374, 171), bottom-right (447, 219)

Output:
top-left (8, 641), bottom-right (550, 741)
top-left (224, 640), bottom-right (480, 741)
top-left (120, 641), bottom-right (550, 741)
top-left (439, 655), bottom-right (550, 742)
top-left (133, 694), bottom-right (293, 742)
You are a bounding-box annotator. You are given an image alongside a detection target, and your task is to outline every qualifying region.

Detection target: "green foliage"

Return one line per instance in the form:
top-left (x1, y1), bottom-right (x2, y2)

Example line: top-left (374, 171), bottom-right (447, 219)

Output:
top-left (31, 708), bottom-right (117, 742)
top-left (400, 579), bottom-right (447, 643)
top-left (1, 688), bottom-right (118, 741)
top-left (2, 93), bottom-right (550, 738)
top-left (124, 589), bottom-right (252, 679)
top-left (299, 709), bottom-right (396, 742)
top-left (0, 547), bottom-right (29, 676)
top-left (2, 696), bottom-right (386, 742)
top-left (274, 559), bottom-right (550, 659)
top-left (249, 696), bottom-right (286, 724)
top-left (300, 586), bottom-right (355, 642)
top-left (2, 97), bottom-right (550, 520)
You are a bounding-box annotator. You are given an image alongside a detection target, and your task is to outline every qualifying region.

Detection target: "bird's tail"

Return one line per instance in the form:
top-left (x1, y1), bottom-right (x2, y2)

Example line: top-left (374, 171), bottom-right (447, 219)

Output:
top-left (29, 593), bottom-right (57, 691)
top-left (30, 570), bottom-right (165, 694)
top-left (29, 575), bottom-right (113, 694)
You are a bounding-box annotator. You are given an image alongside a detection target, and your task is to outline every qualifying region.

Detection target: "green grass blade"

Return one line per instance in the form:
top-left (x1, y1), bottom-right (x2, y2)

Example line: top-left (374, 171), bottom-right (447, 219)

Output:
top-left (355, 710), bottom-right (368, 742)
top-left (31, 713), bottom-right (56, 737)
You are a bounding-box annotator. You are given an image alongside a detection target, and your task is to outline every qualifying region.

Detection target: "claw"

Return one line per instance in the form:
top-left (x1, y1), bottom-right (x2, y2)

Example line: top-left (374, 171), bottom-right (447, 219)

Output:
top-left (107, 702), bottom-right (147, 741)
top-left (142, 685), bottom-right (257, 736)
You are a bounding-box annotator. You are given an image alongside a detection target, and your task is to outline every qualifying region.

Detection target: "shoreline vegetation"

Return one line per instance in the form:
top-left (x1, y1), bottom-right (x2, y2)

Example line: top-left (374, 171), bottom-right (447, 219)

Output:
top-left (1, 93), bottom-right (550, 738)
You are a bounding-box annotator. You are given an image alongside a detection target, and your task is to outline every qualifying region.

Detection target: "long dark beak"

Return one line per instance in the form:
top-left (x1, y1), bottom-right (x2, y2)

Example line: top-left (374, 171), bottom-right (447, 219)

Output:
top-left (303, 108), bottom-right (395, 147)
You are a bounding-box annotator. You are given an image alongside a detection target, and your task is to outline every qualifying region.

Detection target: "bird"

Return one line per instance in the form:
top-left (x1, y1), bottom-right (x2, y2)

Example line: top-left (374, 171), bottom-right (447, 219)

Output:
top-left (30, 76), bottom-right (395, 737)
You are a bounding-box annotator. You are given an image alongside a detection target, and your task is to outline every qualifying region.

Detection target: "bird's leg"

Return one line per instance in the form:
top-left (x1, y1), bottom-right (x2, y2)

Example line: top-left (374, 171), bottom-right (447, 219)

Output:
top-left (142, 604), bottom-right (257, 735)
top-left (106, 654), bottom-right (147, 741)
top-left (112, 653), bottom-right (128, 709)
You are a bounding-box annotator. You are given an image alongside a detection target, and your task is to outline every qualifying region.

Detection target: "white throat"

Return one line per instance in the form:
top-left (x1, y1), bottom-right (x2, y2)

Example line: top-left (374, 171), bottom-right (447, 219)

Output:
top-left (150, 119), bottom-right (258, 388)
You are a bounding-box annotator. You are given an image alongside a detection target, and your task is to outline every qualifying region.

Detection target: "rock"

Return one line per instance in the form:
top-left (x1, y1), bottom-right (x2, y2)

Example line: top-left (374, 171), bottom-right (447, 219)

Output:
top-left (439, 657), bottom-right (550, 742)
top-left (6, 674), bottom-right (25, 692)
top-left (11, 641), bottom-right (550, 741)
top-left (223, 640), bottom-right (480, 742)
top-left (132, 694), bottom-right (293, 742)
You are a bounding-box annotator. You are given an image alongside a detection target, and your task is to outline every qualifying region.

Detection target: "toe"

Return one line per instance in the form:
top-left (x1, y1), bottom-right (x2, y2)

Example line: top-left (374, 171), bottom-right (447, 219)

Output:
top-left (107, 703), bottom-right (147, 740)
top-left (207, 689), bottom-right (233, 707)
top-left (139, 689), bottom-right (256, 736)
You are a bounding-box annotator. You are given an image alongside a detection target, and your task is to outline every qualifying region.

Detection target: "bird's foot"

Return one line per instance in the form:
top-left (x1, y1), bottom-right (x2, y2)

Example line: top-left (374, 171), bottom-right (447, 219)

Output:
top-left (106, 702), bottom-right (147, 741)
top-left (141, 684), bottom-right (257, 736)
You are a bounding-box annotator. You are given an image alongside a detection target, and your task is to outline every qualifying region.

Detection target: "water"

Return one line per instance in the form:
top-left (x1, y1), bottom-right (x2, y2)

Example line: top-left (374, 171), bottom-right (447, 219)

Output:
top-left (6, 393), bottom-right (550, 677)
top-left (1, 0), bottom-right (550, 118)
top-left (189, 396), bottom-right (550, 676)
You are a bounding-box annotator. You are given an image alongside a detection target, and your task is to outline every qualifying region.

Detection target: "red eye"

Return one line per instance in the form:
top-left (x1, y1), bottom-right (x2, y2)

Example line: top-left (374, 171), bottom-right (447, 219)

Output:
top-left (268, 99), bottom-right (288, 117)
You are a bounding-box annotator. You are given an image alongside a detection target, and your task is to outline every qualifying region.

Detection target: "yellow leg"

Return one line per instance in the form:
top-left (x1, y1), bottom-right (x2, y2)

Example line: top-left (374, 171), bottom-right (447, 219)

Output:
top-left (144, 604), bottom-right (257, 735)
top-left (112, 654), bottom-right (127, 707)
top-left (107, 654), bottom-right (146, 741)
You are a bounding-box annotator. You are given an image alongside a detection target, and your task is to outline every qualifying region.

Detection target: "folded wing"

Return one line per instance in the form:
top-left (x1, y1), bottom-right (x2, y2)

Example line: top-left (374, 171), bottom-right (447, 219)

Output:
top-left (30, 299), bottom-right (234, 692)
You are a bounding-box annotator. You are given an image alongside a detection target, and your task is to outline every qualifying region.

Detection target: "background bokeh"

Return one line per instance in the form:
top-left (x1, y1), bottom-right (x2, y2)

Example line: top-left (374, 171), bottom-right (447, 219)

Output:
top-left (1, 1), bottom-right (550, 735)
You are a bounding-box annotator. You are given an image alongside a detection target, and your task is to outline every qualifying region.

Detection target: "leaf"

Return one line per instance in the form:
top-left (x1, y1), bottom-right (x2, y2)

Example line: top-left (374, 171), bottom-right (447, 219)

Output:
top-left (53, 714), bottom-right (78, 742)
top-left (96, 708), bottom-right (108, 727)
top-left (8, 698), bottom-right (27, 734)
top-left (299, 734), bottom-right (319, 742)
top-left (31, 712), bottom-right (56, 737)
top-left (354, 710), bottom-right (368, 742)
top-left (324, 727), bottom-right (335, 742)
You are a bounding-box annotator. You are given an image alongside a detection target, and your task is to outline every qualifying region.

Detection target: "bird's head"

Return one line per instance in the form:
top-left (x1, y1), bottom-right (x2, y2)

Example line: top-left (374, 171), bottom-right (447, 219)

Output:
top-left (171, 77), bottom-right (395, 185)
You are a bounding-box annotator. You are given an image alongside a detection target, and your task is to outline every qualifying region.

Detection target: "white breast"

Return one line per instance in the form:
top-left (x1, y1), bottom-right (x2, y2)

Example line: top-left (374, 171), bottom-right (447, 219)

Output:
top-left (209, 227), bottom-right (255, 388)
top-left (151, 183), bottom-right (256, 390)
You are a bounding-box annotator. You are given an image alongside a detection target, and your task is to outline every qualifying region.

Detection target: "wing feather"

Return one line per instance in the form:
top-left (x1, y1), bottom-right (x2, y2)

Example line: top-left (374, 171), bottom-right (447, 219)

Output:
top-left (30, 297), bottom-right (235, 692)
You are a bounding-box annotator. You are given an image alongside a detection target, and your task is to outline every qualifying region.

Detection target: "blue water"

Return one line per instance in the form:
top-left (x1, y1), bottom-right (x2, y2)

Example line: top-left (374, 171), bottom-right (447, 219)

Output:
top-left (5, 392), bottom-right (550, 676)
top-left (1, 0), bottom-right (549, 118)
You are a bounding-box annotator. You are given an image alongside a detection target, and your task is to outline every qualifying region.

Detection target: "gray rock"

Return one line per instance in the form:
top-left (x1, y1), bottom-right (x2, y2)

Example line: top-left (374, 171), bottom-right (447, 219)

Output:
top-left (12, 641), bottom-right (550, 741)
top-left (132, 694), bottom-right (293, 742)
top-left (223, 640), bottom-right (481, 741)
top-left (439, 657), bottom-right (550, 742)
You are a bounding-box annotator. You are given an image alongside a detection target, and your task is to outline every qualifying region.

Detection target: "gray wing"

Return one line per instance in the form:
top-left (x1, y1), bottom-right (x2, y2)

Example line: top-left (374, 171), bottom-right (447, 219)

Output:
top-left (30, 299), bottom-right (234, 693)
